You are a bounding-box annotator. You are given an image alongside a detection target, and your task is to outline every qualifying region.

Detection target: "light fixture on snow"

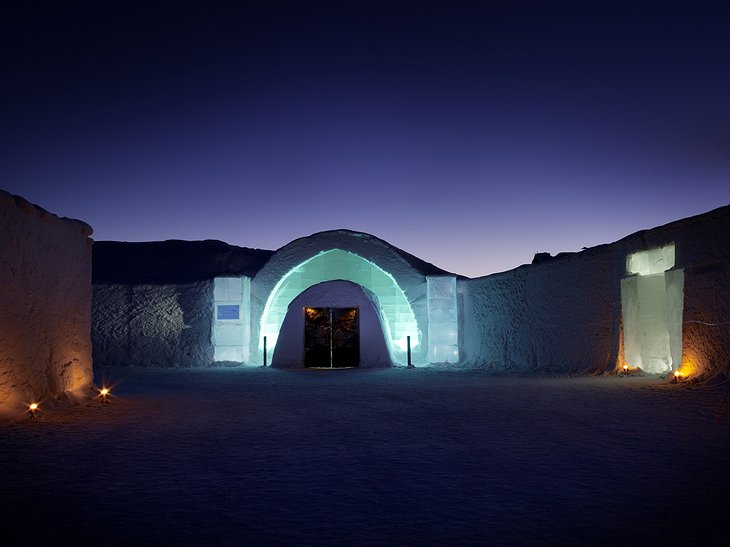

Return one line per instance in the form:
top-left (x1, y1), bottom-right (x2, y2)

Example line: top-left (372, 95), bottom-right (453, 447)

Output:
top-left (28, 402), bottom-right (39, 420)
top-left (622, 364), bottom-right (629, 375)
top-left (673, 370), bottom-right (682, 383)
top-left (99, 387), bottom-right (111, 403)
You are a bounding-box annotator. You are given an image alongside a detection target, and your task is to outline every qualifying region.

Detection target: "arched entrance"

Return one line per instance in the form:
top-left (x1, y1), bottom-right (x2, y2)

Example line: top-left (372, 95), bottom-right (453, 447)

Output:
top-left (271, 280), bottom-right (392, 368)
top-left (259, 249), bottom-right (420, 365)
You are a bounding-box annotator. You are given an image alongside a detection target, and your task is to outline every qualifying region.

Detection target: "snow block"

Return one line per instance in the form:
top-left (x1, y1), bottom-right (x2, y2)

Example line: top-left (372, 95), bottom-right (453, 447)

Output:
top-left (0, 190), bottom-right (94, 413)
top-left (460, 249), bottom-right (619, 373)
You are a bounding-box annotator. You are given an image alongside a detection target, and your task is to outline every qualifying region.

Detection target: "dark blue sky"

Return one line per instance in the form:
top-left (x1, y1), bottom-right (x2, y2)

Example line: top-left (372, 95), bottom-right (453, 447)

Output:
top-left (2, 1), bottom-right (728, 277)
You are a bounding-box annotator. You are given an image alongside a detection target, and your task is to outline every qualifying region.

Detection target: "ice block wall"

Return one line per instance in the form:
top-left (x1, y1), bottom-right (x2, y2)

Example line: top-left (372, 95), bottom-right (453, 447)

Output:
top-left (0, 190), bottom-right (94, 413)
top-left (621, 245), bottom-right (684, 374)
top-left (427, 275), bottom-right (459, 363)
top-left (212, 276), bottom-right (251, 363)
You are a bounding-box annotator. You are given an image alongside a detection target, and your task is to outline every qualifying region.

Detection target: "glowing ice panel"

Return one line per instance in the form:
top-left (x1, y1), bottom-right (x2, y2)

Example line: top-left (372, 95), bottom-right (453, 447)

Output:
top-left (665, 269), bottom-right (684, 370)
top-left (427, 275), bottom-right (459, 363)
top-left (213, 276), bottom-right (250, 363)
top-left (621, 259), bottom-right (684, 374)
top-left (627, 244), bottom-right (675, 275)
top-left (621, 276), bottom-right (641, 368)
top-left (636, 274), bottom-right (672, 373)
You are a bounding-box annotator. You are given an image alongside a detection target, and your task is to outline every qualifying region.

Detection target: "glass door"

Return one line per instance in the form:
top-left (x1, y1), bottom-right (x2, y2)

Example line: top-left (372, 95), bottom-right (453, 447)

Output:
top-left (304, 307), bottom-right (359, 368)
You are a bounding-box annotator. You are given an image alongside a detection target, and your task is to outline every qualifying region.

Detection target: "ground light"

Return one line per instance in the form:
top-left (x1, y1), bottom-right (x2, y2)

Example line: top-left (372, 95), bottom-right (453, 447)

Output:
top-left (622, 364), bottom-right (629, 375)
top-left (673, 370), bottom-right (682, 383)
top-left (98, 387), bottom-right (111, 403)
top-left (28, 402), bottom-right (39, 420)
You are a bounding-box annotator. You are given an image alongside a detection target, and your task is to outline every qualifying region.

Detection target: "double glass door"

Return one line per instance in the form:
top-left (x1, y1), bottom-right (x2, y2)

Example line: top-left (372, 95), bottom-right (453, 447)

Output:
top-left (304, 307), bottom-right (360, 368)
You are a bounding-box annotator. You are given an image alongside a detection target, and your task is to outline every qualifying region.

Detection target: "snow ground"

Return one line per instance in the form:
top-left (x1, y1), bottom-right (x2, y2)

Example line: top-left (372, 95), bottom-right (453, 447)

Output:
top-left (1, 367), bottom-right (728, 546)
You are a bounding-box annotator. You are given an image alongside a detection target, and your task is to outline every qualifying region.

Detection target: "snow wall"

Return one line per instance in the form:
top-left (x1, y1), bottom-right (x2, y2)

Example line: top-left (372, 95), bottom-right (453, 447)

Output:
top-left (460, 205), bottom-right (730, 379)
top-left (460, 248), bottom-right (620, 373)
top-left (0, 190), bottom-right (94, 414)
top-left (92, 282), bottom-right (214, 367)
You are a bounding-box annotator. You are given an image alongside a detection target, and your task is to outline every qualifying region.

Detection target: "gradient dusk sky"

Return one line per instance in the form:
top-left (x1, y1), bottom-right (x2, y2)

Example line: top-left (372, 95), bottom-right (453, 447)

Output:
top-left (2, 1), bottom-right (728, 277)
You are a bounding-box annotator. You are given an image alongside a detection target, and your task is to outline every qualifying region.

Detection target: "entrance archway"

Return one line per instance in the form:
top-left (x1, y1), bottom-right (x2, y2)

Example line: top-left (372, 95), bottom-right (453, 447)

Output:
top-left (271, 280), bottom-right (392, 368)
top-left (260, 249), bottom-right (418, 364)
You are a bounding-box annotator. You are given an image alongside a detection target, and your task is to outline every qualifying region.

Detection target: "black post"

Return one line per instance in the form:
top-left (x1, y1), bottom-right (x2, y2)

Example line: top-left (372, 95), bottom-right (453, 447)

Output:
top-left (407, 335), bottom-right (413, 368)
top-left (263, 335), bottom-right (267, 367)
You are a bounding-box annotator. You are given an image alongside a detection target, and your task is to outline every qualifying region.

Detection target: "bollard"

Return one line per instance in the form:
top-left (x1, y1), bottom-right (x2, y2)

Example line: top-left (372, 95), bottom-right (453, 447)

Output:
top-left (407, 335), bottom-right (413, 368)
top-left (263, 335), bottom-right (267, 367)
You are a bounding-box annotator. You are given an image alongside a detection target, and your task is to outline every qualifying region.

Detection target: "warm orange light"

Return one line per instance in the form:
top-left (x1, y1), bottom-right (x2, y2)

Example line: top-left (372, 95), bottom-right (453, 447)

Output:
top-left (27, 402), bottom-right (40, 419)
top-left (679, 352), bottom-right (700, 377)
top-left (623, 365), bottom-right (629, 371)
top-left (98, 386), bottom-right (111, 404)
top-left (674, 370), bottom-right (681, 377)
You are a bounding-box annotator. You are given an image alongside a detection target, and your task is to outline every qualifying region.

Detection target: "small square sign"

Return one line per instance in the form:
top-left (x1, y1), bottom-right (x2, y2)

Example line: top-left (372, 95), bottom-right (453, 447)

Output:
top-left (217, 304), bottom-right (240, 320)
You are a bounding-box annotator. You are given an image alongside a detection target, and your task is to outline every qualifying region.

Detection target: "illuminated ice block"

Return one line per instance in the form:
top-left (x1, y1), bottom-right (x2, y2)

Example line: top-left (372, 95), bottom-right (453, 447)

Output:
top-left (665, 269), bottom-right (684, 369)
top-left (626, 243), bottom-right (675, 275)
top-left (427, 275), bottom-right (459, 363)
top-left (621, 245), bottom-right (683, 374)
top-left (213, 276), bottom-right (251, 363)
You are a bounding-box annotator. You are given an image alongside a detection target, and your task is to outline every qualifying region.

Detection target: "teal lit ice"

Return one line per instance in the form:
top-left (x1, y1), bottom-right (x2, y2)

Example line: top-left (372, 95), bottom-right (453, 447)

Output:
top-left (259, 249), bottom-right (420, 363)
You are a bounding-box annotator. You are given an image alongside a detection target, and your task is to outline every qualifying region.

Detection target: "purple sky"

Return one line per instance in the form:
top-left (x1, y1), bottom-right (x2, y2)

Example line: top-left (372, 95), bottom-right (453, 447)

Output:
top-left (2, 1), bottom-right (728, 277)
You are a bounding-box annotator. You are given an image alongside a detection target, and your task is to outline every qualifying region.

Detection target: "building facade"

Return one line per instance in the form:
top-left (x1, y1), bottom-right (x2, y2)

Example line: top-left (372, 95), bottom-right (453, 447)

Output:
top-left (92, 206), bottom-right (730, 380)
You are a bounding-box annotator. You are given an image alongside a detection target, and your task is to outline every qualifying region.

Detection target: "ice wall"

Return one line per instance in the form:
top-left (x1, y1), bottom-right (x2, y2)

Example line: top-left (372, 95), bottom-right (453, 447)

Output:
top-left (427, 275), bottom-right (459, 363)
top-left (92, 282), bottom-right (214, 367)
top-left (213, 276), bottom-right (251, 363)
top-left (621, 274), bottom-right (678, 373)
top-left (0, 190), bottom-right (94, 413)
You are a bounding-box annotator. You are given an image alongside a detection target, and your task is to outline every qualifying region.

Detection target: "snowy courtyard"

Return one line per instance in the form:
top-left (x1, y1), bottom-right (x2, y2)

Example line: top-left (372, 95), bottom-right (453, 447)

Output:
top-left (2, 367), bottom-right (728, 546)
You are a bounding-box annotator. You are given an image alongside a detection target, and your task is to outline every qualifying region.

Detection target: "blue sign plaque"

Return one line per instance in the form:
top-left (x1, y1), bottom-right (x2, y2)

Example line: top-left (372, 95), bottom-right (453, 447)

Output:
top-left (217, 304), bottom-right (240, 320)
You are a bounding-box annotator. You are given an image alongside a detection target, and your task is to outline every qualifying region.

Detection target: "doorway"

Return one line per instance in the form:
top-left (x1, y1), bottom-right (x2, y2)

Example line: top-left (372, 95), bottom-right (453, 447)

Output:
top-left (304, 307), bottom-right (360, 368)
